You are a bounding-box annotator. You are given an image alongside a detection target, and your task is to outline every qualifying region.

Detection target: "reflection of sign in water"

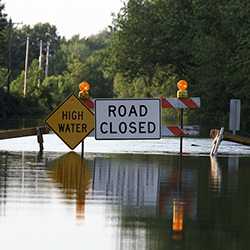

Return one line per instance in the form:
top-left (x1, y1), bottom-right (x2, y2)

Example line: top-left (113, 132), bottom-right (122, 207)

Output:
top-left (93, 158), bottom-right (159, 214)
top-left (48, 152), bottom-right (91, 220)
top-left (172, 199), bottom-right (185, 241)
top-left (46, 95), bottom-right (94, 149)
top-left (172, 199), bottom-right (184, 232)
top-left (95, 99), bottom-right (161, 139)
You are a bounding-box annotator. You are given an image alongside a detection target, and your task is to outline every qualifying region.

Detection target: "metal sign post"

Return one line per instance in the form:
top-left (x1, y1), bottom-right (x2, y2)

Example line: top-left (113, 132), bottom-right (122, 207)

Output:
top-left (177, 80), bottom-right (188, 156)
top-left (81, 140), bottom-right (84, 159)
top-left (179, 109), bottom-right (184, 156)
top-left (78, 81), bottom-right (91, 158)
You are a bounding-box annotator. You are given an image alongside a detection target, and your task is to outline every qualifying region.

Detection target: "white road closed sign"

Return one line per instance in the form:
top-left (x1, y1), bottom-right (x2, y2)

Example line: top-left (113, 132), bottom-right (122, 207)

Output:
top-left (95, 99), bottom-right (161, 140)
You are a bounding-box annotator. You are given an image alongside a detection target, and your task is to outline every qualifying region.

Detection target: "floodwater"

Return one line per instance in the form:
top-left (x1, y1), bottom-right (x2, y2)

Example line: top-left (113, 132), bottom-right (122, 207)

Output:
top-left (0, 150), bottom-right (250, 250)
top-left (1, 134), bottom-right (250, 155)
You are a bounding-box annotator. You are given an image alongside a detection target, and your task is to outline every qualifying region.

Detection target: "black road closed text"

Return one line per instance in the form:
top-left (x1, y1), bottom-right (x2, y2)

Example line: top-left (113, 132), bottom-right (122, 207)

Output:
top-left (100, 121), bottom-right (156, 135)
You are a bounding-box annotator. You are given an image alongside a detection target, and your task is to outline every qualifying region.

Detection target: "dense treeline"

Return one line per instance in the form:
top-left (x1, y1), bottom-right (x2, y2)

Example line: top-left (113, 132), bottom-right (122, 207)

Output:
top-left (110, 0), bottom-right (250, 130)
top-left (0, 0), bottom-right (250, 132)
top-left (0, 0), bottom-right (113, 119)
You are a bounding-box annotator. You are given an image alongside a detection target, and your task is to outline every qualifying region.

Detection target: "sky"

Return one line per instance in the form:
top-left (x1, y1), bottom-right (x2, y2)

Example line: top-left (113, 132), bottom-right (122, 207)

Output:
top-left (4, 0), bottom-right (124, 39)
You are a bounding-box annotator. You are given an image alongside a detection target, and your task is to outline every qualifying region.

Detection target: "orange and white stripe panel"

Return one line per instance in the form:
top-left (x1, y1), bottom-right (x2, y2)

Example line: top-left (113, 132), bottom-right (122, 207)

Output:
top-left (84, 97), bottom-right (200, 110)
top-left (161, 97), bottom-right (200, 109)
top-left (83, 99), bottom-right (95, 109)
top-left (161, 126), bottom-right (199, 137)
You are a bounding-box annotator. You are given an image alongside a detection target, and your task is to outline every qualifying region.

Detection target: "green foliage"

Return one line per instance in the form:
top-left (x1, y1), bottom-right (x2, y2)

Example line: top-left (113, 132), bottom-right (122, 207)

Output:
top-left (9, 22), bottom-right (61, 81)
top-left (113, 65), bottom-right (178, 98)
top-left (0, 67), bottom-right (7, 87)
top-left (38, 74), bottom-right (73, 111)
top-left (53, 31), bottom-right (111, 75)
top-left (0, 4), bottom-right (116, 120)
top-left (110, 0), bottom-right (158, 81)
top-left (81, 50), bottom-right (113, 98)
top-left (66, 58), bottom-right (86, 84)
top-left (52, 31), bottom-right (113, 98)
top-left (3, 26), bottom-right (113, 119)
top-left (60, 35), bottom-right (91, 64)
top-left (110, 0), bottom-right (250, 131)
top-left (86, 30), bottom-right (112, 51)
top-left (10, 59), bottom-right (43, 96)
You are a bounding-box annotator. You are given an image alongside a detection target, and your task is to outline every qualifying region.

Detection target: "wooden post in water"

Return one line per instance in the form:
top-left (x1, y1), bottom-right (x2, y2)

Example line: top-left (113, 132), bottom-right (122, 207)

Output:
top-left (36, 127), bottom-right (44, 153)
top-left (210, 127), bottom-right (224, 156)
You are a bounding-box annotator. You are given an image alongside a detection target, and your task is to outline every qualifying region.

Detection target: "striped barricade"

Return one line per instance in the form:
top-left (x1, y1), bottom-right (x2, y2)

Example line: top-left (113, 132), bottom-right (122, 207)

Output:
top-left (82, 98), bottom-right (95, 109)
top-left (161, 126), bottom-right (199, 137)
top-left (83, 97), bottom-right (200, 110)
top-left (161, 97), bottom-right (200, 109)
top-left (161, 97), bottom-right (201, 137)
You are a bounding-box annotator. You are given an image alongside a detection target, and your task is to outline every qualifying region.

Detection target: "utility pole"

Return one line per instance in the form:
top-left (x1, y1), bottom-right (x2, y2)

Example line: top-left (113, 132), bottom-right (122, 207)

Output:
top-left (38, 40), bottom-right (43, 87)
top-left (7, 19), bottom-right (13, 94)
top-left (45, 41), bottom-right (50, 77)
top-left (23, 36), bottom-right (29, 97)
top-left (38, 40), bottom-right (43, 69)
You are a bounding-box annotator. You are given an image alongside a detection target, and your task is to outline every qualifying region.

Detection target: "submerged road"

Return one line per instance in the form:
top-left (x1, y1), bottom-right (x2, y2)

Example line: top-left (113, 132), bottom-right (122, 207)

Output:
top-left (0, 134), bottom-right (250, 156)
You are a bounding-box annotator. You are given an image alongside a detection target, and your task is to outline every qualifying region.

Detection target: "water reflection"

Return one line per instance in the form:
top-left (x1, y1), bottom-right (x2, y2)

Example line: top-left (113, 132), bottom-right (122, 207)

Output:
top-left (172, 199), bottom-right (184, 234)
top-left (228, 156), bottom-right (239, 190)
top-left (210, 156), bottom-right (222, 192)
top-left (0, 152), bottom-right (250, 250)
top-left (48, 152), bottom-right (91, 221)
top-left (171, 159), bottom-right (185, 241)
top-left (92, 157), bottom-right (159, 211)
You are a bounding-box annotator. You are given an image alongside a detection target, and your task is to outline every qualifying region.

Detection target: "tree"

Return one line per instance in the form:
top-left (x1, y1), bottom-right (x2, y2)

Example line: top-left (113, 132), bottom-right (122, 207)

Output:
top-left (0, 0), bottom-right (7, 67)
top-left (82, 50), bottom-right (113, 98)
top-left (38, 74), bottom-right (73, 111)
top-left (110, 0), bottom-right (250, 129)
top-left (10, 59), bottom-right (43, 96)
top-left (51, 31), bottom-right (113, 98)
top-left (53, 31), bottom-right (112, 76)
top-left (86, 30), bottom-right (111, 51)
top-left (113, 65), bottom-right (178, 98)
top-left (110, 0), bottom-right (160, 87)
top-left (109, 0), bottom-right (195, 97)
top-left (9, 23), bottom-right (61, 80)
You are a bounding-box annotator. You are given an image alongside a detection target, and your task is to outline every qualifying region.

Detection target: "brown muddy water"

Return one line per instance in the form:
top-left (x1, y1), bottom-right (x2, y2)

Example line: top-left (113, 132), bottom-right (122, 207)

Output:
top-left (0, 151), bottom-right (249, 250)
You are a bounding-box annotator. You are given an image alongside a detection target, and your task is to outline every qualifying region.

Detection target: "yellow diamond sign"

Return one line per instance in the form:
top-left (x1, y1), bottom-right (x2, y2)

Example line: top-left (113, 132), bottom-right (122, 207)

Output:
top-left (45, 94), bottom-right (94, 150)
